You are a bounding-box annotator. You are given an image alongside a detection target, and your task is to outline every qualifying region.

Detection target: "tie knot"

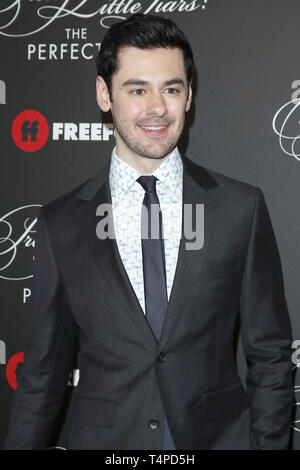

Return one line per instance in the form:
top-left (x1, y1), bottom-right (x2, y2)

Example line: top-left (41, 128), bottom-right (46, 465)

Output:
top-left (137, 175), bottom-right (158, 193)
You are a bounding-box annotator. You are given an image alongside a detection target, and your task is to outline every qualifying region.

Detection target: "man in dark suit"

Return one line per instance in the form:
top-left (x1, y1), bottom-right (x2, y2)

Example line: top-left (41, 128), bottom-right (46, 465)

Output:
top-left (5, 14), bottom-right (293, 450)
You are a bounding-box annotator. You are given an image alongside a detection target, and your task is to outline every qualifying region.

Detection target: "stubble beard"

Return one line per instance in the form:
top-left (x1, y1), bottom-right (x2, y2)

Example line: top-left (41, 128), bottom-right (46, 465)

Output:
top-left (114, 119), bottom-right (184, 160)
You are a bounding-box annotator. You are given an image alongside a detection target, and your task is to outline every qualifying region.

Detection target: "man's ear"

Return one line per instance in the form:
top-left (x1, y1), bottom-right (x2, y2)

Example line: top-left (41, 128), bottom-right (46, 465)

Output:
top-left (185, 82), bottom-right (192, 112)
top-left (96, 76), bottom-right (111, 112)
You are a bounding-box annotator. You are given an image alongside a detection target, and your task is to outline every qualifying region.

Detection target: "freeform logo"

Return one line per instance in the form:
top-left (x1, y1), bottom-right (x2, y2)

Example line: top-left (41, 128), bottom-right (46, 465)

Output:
top-left (12, 111), bottom-right (114, 149)
top-left (0, 79), bottom-right (6, 104)
top-left (6, 352), bottom-right (24, 390)
top-left (0, 338), bottom-right (79, 390)
top-left (12, 110), bottom-right (49, 152)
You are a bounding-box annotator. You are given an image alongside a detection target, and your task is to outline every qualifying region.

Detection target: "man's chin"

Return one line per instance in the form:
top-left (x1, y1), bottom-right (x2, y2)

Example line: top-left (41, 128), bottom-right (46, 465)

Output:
top-left (136, 145), bottom-right (176, 160)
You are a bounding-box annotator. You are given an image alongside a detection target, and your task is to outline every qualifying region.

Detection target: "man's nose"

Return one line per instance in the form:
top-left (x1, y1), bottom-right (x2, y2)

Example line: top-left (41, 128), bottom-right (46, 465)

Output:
top-left (146, 91), bottom-right (168, 117)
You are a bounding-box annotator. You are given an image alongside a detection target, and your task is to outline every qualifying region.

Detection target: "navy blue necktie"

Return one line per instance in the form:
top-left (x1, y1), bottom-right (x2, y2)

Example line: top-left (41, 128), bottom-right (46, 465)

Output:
top-left (137, 175), bottom-right (176, 450)
top-left (137, 175), bottom-right (168, 340)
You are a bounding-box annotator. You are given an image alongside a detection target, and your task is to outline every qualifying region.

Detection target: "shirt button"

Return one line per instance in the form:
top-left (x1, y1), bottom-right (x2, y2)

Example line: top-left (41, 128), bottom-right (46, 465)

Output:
top-left (157, 351), bottom-right (166, 363)
top-left (148, 419), bottom-right (159, 430)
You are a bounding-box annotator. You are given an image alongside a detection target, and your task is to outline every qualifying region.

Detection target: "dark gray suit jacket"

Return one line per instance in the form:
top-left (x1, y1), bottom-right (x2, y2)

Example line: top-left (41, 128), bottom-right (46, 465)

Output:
top-left (4, 156), bottom-right (293, 449)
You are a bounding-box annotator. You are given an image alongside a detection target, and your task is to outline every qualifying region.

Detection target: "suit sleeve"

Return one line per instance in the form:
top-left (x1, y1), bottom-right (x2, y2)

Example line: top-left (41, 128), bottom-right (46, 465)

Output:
top-left (239, 187), bottom-right (294, 450)
top-left (4, 207), bottom-right (78, 449)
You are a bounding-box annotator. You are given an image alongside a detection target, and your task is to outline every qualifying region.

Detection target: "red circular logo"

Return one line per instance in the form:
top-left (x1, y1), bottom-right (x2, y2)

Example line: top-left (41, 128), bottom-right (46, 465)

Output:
top-left (6, 352), bottom-right (24, 390)
top-left (12, 110), bottom-right (49, 152)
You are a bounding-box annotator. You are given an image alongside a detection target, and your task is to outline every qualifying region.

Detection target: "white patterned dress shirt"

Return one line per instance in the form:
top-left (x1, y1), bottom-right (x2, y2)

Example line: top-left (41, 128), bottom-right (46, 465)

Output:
top-left (109, 146), bottom-right (183, 315)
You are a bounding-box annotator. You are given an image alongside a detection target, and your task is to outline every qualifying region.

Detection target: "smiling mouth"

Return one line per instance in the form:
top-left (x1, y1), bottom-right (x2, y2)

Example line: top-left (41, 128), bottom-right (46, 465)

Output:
top-left (138, 124), bottom-right (169, 135)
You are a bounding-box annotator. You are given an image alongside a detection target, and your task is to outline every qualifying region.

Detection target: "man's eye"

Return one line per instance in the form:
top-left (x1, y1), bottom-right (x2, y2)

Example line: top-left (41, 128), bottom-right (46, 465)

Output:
top-left (164, 88), bottom-right (180, 94)
top-left (131, 89), bottom-right (146, 95)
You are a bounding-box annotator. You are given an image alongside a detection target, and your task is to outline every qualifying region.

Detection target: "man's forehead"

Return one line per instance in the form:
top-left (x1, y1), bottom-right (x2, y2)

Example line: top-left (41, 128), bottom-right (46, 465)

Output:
top-left (116, 46), bottom-right (185, 68)
top-left (115, 46), bottom-right (186, 81)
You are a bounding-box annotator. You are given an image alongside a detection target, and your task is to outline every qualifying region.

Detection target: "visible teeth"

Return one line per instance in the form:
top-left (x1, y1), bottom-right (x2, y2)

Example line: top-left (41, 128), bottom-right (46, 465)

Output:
top-left (140, 126), bottom-right (166, 130)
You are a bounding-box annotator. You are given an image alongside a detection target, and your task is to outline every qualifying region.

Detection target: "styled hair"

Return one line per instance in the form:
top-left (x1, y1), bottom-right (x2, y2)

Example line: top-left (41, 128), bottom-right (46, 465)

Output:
top-left (96, 13), bottom-right (195, 99)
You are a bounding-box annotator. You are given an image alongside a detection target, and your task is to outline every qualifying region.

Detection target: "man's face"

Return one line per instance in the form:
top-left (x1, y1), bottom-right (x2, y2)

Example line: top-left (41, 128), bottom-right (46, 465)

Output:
top-left (97, 46), bottom-right (192, 161)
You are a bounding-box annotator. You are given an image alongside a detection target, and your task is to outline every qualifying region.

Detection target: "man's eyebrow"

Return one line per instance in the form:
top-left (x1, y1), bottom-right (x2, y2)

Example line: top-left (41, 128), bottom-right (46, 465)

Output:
top-left (121, 78), bottom-right (186, 87)
top-left (164, 78), bottom-right (185, 87)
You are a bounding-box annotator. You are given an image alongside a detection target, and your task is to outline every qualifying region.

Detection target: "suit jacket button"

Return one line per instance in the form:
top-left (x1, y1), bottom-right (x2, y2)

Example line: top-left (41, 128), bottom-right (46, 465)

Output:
top-left (148, 419), bottom-right (159, 430)
top-left (157, 351), bottom-right (166, 363)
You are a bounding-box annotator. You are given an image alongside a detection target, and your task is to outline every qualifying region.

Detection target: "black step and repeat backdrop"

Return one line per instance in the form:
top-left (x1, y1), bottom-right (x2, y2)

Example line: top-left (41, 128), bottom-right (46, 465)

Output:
top-left (1, 0), bottom-right (300, 450)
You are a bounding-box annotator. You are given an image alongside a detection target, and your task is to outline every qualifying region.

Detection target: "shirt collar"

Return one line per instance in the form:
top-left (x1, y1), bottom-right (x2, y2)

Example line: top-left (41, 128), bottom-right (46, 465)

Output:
top-left (152, 147), bottom-right (183, 196)
top-left (109, 146), bottom-right (183, 202)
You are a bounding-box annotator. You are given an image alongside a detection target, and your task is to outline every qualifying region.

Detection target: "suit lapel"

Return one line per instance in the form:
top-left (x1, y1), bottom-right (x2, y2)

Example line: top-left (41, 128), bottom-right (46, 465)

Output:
top-left (77, 161), bottom-right (158, 348)
top-left (158, 158), bottom-right (220, 351)
top-left (76, 156), bottom-right (220, 352)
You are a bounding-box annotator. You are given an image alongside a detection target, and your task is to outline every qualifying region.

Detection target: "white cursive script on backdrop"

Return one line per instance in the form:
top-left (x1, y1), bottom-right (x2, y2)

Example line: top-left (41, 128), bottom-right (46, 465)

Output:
top-left (0, 204), bottom-right (42, 281)
top-left (0, 0), bottom-right (208, 37)
top-left (272, 97), bottom-right (300, 162)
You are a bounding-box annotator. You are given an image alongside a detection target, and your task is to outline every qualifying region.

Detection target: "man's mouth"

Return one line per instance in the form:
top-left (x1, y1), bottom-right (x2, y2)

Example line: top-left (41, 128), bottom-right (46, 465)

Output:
top-left (138, 124), bottom-right (169, 135)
